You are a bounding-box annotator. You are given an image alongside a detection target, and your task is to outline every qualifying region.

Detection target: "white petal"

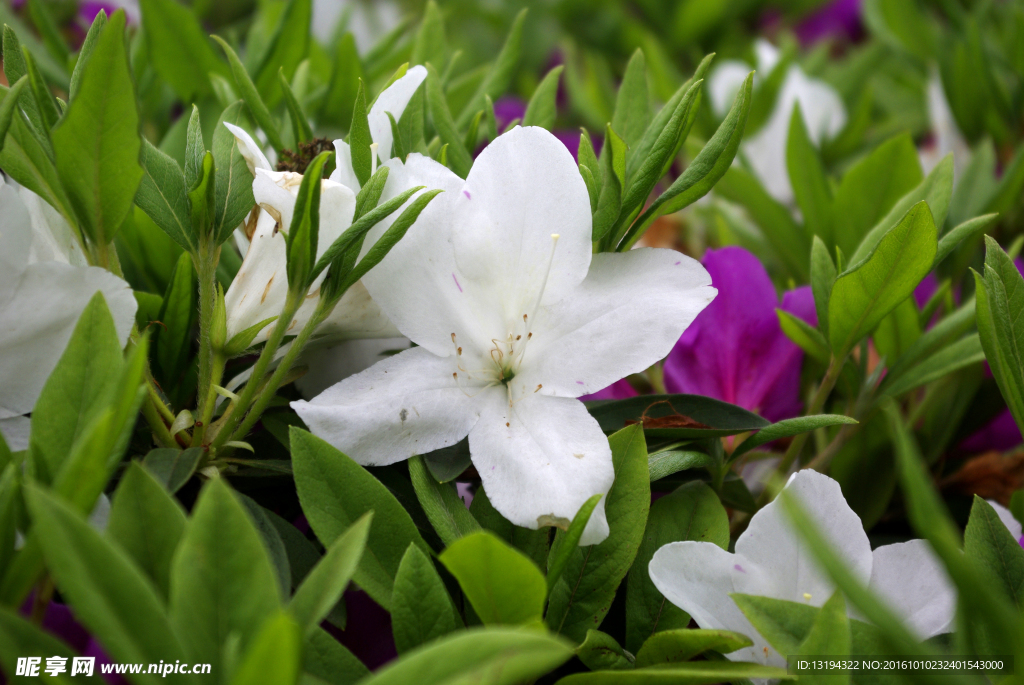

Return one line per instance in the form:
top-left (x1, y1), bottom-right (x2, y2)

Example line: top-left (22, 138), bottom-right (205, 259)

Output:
top-left (0, 262), bottom-right (136, 416)
top-left (19, 186), bottom-right (87, 265)
top-left (295, 336), bottom-right (409, 399)
top-left (451, 126), bottom-right (593, 310)
top-left (519, 248), bottom-right (715, 398)
top-left (329, 139), bottom-right (362, 192)
top-left (312, 280), bottom-right (401, 341)
top-left (649, 542), bottom-right (782, 666)
top-left (224, 122), bottom-right (272, 174)
top-left (735, 470), bottom-right (872, 606)
top-left (867, 540), bottom-right (956, 639)
top-left (708, 61), bottom-right (753, 117)
top-left (369, 65), bottom-right (428, 162)
top-left (468, 392), bottom-right (614, 545)
top-left (360, 154), bottom-right (489, 357)
top-left (0, 183), bottom-right (31, 295)
top-left (0, 415), bottom-right (30, 451)
top-left (988, 500), bottom-right (1023, 540)
top-left (292, 346), bottom-right (482, 466)
top-left (753, 39), bottom-right (781, 73)
top-left (89, 493), bottom-right (111, 532)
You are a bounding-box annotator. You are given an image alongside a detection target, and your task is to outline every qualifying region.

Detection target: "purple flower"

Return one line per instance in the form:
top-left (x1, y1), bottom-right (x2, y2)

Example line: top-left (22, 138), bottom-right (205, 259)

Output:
top-left (662, 247), bottom-right (816, 422)
top-left (795, 0), bottom-right (864, 46)
top-left (581, 378), bottom-right (638, 402)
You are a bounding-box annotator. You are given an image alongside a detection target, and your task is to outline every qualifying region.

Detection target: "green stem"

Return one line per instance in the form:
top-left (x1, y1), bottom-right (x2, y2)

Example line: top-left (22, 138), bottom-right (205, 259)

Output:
top-left (147, 376), bottom-right (176, 424)
top-left (226, 300), bottom-right (330, 445)
top-left (757, 355), bottom-right (845, 506)
top-left (143, 395), bottom-right (178, 448)
top-left (192, 239), bottom-right (221, 445)
top-left (192, 353), bottom-right (226, 447)
top-left (208, 291), bottom-right (303, 448)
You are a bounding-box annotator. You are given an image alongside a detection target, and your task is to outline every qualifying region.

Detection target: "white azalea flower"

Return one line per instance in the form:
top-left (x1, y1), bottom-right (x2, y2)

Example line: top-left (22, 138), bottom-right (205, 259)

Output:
top-left (709, 39), bottom-right (846, 205)
top-left (920, 69), bottom-right (970, 182)
top-left (221, 127), bottom-right (400, 346)
top-left (330, 65), bottom-right (428, 193)
top-left (311, 0), bottom-right (402, 51)
top-left (292, 126), bottom-right (716, 545)
top-left (0, 179), bottom-right (136, 449)
top-left (649, 470), bottom-right (956, 667)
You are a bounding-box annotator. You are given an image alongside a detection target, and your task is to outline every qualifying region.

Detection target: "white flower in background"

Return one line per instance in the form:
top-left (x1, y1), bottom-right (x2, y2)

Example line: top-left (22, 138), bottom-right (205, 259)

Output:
top-left (650, 470), bottom-right (956, 667)
top-left (0, 179), bottom-right (136, 450)
top-left (293, 126), bottom-right (717, 545)
top-left (709, 39), bottom-right (846, 205)
top-left (920, 69), bottom-right (970, 182)
top-left (222, 126), bottom-right (399, 346)
top-left (330, 65), bottom-right (428, 193)
top-left (311, 0), bottom-right (402, 51)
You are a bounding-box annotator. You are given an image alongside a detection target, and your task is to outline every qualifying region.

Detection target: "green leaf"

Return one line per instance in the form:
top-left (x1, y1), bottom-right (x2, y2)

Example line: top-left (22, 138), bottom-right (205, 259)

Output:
top-left (106, 461), bottom-right (187, 600)
top-left (879, 333), bottom-right (984, 398)
top-left (290, 512), bottom-right (369, 634)
top-left (546, 493), bottom-right (602, 593)
top-left (279, 68), bottom-right (313, 145)
top-left (2, 26), bottom-right (46, 140)
top-left (250, 0), bottom-right (311, 107)
top-left (22, 47), bottom-right (59, 130)
top-left (587, 394), bottom-right (768, 440)
top-left (964, 495), bottom-right (1024, 605)
top-left (348, 80), bottom-right (372, 187)
top-left (184, 105), bottom-right (204, 191)
top-left (619, 72), bottom-right (752, 251)
top-left (425, 64), bottom-right (472, 178)
top-left (25, 0), bottom-right (69, 71)
top-left (187, 151), bottom-right (216, 240)
top-left (787, 103), bottom-right (833, 245)
top-left (53, 11), bottom-right (142, 245)
top-left (409, 455), bottom-right (480, 546)
top-left (212, 35), bottom-right (283, 152)
top-left (795, 592), bottom-right (851, 685)
top-left (411, 0), bottom-right (446, 67)
top-left (139, 0), bottom-right (226, 100)
top-left (547, 425), bottom-right (650, 641)
top-left (423, 441), bottom-right (472, 483)
top-left (592, 124), bottom-right (626, 243)
top-left (882, 298), bottom-right (976, 394)
top-left (455, 9), bottom-right (526, 128)
top-left (136, 139), bottom-right (194, 253)
top-left (29, 291), bottom-right (122, 478)
top-left (286, 150), bottom-right (330, 294)
top-left (321, 32), bottom-right (362, 131)
top-left (611, 75), bottom-right (703, 245)
top-left (70, 9), bottom-right (106, 101)
top-left (647, 450), bottom-right (716, 482)
top-left (612, 49), bottom-right (651, 150)
top-left (169, 478), bottom-right (281, 669)
top-left (576, 629), bottom-right (634, 671)
top-left (230, 612), bottom-right (302, 685)
top-left (0, 75), bottom-right (28, 154)
top-left (731, 415), bottom-right (858, 461)
top-left (0, 607), bottom-right (96, 684)
top-left (469, 485), bottom-right (550, 572)
top-left (810, 236), bottom-right (837, 339)
top-left (25, 484), bottom-right (187, 674)
top-left (848, 154), bottom-right (952, 267)
top-left (523, 65), bottom-right (564, 130)
top-left (392, 543), bottom-right (461, 654)
top-left (777, 309), bottom-right (831, 364)
top-left (291, 427), bottom-right (430, 610)
top-left (934, 213), bottom-right (997, 267)
top-left (153, 252), bottom-right (196, 386)
top-left (975, 239), bottom-right (1024, 436)
top-left (828, 202), bottom-right (938, 356)
top-left (213, 101), bottom-right (258, 244)
top-left (440, 531), bottom-right (547, 626)
top-left (141, 447), bottom-right (202, 494)
top-left (554, 662), bottom-right (792, 684)
top-left (625, 482), bottom-right (727, 653)
top-left (634, 628), bottom-right (752, 668)
top-left (306, 626), bottom-right (370, 685)
top-left (358, 627), bottom-right (573, 685)
top-left (831, 133), bottom-right (922, 257)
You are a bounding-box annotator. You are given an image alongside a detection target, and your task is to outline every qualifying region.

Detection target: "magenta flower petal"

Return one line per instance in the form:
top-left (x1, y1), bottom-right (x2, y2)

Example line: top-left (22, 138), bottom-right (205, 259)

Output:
top-left (795, 0), bottom-right (864, 46)
top-left (581, 378), bottom-right (638, 402)
top-left (663, 247), bottom-right (812, 422)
